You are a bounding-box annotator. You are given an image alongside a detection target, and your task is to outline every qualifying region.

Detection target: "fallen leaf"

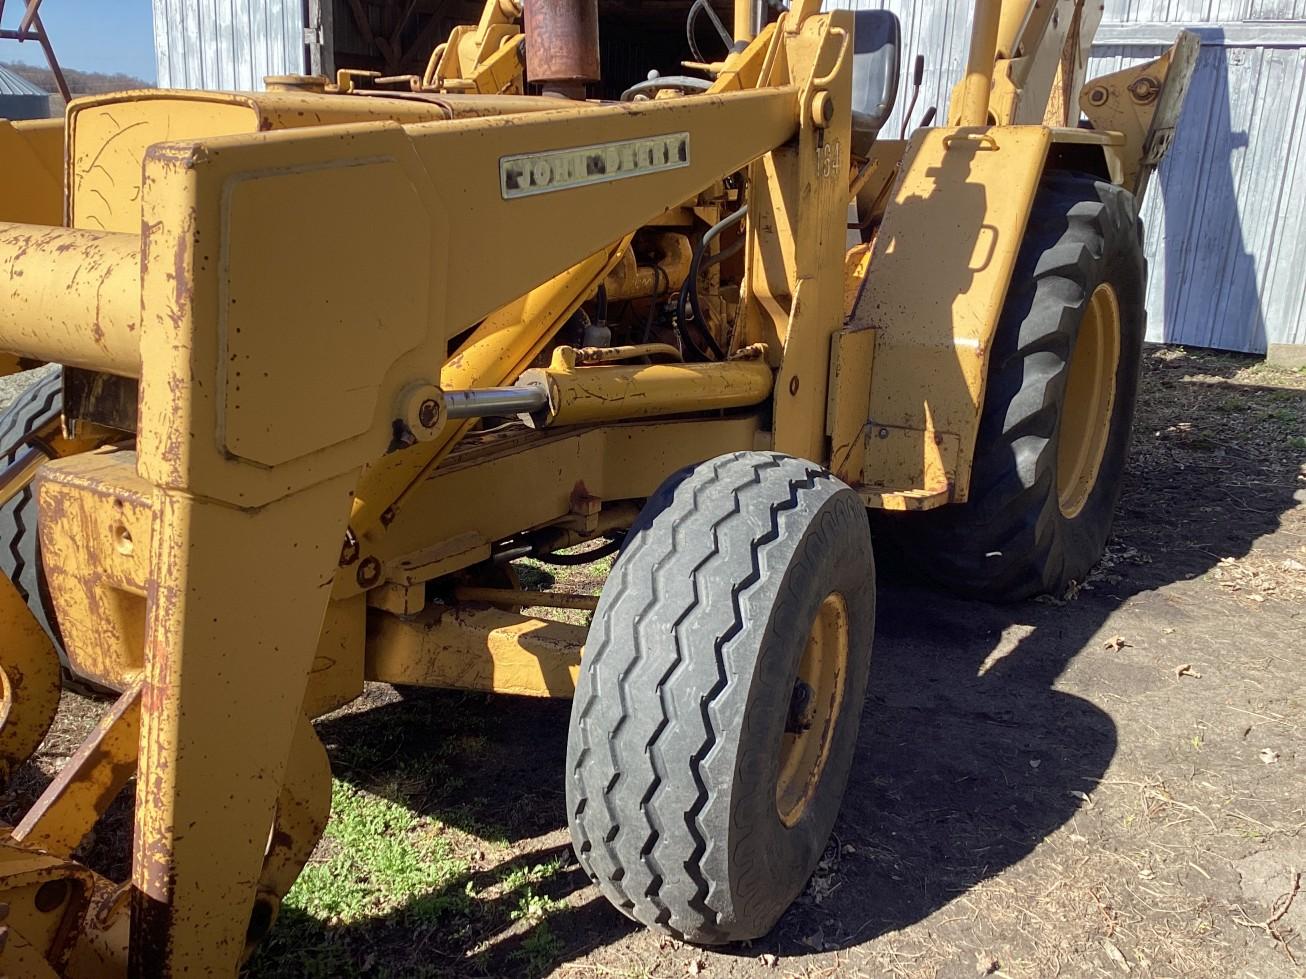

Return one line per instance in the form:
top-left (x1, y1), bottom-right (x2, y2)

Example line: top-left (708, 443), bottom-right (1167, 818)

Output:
top-left (1281, 558), bottom-right (1305, 573)
top-left (759, 953), bottom-right (778, 968)
top-left (1260, 748), bottom-right (1280, 764)
top-left (1069, 789), bottom-right (1094, 808)
top-left (1248, 593), bottom-right (1266, 603)
top-left (1175, 664), bottom-right (1202, 679)
top-left (687, 957), bottom-right (706, 976)
top-left (1162, 627), bottom-right (1176, 635)
top-left (975, 953), bottom-right (1000, 975)
top-left (1029, 758), bottom-right (1042, 769)
top-left (1102, 937), bottom-right (1131, 973)
top-left (1103, 635), bottom-right (1132, 651)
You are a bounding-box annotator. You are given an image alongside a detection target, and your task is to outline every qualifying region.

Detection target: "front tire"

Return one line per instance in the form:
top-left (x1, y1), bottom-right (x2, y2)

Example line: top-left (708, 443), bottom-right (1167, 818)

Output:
top-left (566, 452), bottom-right (875, 944)
top-left (892, 171), bottom-right (1146, 601)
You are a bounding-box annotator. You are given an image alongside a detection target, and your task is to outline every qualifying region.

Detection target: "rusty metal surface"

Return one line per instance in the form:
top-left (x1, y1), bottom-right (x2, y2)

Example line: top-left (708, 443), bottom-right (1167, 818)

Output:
top-left (0, 224), bottom-right (140, 377)
top-left (14, 682), bottom-right (143, 857)
top-left (0, 841), bottom-right (97, 973)
top-left (519, 344), bottom-right (775, 428)
top-left (0, 575), bottom-right (61, 785)
top-left (36, 450), bottom-right (152, 692)
top-left (523, 0), bottom-right (600, 90)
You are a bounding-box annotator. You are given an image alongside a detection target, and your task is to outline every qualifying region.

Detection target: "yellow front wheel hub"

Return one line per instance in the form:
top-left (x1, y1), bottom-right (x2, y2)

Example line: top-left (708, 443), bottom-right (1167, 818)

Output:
top-left (776, 592), bottom-right (849, 827)
top-left (1057, 282), bottom-right (1121, 518)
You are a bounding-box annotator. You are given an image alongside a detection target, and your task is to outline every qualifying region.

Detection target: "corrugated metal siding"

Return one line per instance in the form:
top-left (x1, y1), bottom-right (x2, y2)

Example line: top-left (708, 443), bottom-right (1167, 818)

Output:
top-left (153, 0), bottom-right (304, 90)
top-left (1103, 0), bottom-right (1306, 22)
top-left (1090, 39), bottom-right (1306, 350)
top-left (832, 0), bottom-right (1306, 352)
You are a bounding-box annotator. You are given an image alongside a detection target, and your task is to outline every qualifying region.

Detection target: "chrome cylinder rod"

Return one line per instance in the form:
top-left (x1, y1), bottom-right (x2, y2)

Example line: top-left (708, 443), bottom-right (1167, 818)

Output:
top-left (444, 385), bottom-right (549, 419)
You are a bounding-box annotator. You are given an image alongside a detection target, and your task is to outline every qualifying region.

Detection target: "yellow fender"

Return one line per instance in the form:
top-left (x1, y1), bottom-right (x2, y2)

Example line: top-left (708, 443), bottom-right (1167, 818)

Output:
top-left (840, 124), bottom-right (1124, 510)
top-left (0, 574), bottom-right (61, 784)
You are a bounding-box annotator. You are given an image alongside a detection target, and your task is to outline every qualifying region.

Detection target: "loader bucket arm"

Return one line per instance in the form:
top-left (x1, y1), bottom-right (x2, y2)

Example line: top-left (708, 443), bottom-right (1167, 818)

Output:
top-left (0, 8), bottom-right (859, 974)
top-left (1080, 30), bottom-right (1201, 200)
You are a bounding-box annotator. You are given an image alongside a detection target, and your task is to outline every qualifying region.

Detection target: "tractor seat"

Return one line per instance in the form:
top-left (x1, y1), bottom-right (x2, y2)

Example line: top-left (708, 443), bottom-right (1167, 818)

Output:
top-left (850, 10), bottom-right (901, 158)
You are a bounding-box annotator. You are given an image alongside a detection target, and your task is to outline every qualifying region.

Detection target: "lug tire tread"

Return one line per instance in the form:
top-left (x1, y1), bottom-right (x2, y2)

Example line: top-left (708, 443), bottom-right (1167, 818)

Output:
top-left (567, 451), bottom-right (870, 943)
top-left (887, 171), bottom-right (1145, 600)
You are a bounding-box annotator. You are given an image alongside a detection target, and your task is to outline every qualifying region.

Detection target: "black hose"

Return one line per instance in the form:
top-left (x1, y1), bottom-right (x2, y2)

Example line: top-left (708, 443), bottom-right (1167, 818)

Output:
top-left (701, 234), bottom-right (745, 271)
top-left (535, 534), bottom-right (625, 566)
top-left (676, 205), bottom-right (748, 360)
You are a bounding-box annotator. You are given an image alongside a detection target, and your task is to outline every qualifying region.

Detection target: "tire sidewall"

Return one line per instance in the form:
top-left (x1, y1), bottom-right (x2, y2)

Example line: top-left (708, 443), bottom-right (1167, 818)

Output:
top-left (1055, 222), bottom-right (1146, 565)
top-left (724, 488), bottom-right (875, 929)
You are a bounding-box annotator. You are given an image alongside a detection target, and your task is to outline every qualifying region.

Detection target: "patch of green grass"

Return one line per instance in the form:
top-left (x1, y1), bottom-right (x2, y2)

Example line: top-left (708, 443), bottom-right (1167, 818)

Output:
top-left (514, 551), bottom-right (614, 626)
top-left (288, 782), bottom-right (469, 925)
top-left (511, 921), bottom-right (564, 977)
top-left (502, 856), bottom-right (570, 924)
top-left (499, 858), bottom-right (571, 978)
top-left (247, 782), bottom-right (474, 977)
top-left (1262, 407), bottom-right (1300, 425)
top-left (248, 781), bottom-right (578, 977)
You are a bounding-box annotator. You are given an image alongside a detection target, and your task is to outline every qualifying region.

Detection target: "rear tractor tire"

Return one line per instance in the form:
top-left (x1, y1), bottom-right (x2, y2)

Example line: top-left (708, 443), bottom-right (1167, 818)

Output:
top-left (0, 368), bottom-right (66, 655)
top-left (566, 452), bottom-right (875, 943)
top-left (891, 170), bottom-right (1146, 601)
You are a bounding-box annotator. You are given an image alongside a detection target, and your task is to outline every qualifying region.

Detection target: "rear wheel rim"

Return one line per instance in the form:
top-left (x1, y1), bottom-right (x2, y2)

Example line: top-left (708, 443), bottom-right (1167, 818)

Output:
top-left (1057, 282), bottom-right (1121, 519)
top-left (776, 592), bottom-right (849, 827)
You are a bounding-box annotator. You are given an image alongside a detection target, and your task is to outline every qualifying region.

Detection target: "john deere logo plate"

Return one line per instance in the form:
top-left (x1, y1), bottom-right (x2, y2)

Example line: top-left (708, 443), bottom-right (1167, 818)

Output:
top-left (500, 133), bottom-right (691, 199)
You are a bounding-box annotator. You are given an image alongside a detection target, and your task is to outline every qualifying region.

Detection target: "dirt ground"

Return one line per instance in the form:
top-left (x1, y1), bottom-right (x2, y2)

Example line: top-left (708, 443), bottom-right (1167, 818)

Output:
top-left (2, 345), bottom-right (1302, 978)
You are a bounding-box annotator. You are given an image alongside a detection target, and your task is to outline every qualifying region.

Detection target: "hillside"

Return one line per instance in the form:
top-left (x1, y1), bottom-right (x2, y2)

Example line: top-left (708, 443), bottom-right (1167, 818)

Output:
top-left (0, 61), bottom-right (151, 105)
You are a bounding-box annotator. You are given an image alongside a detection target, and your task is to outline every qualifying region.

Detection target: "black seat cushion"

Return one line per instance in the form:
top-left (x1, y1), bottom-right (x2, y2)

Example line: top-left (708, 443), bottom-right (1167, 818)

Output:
top-left (850, 10), bottom-right (901, 157)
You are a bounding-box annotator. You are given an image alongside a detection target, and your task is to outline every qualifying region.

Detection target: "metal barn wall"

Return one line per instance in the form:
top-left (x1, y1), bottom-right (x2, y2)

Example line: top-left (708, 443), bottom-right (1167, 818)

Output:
top-left (830, 0), bottom-right (1306, 353)
top-left (153, 0), bottom-right (304, 90)
top-left (1090, 34), bottom-right (1306, 352)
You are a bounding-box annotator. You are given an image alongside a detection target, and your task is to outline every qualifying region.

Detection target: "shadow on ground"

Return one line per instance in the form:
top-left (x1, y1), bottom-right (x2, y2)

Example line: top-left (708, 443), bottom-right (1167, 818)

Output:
top-left (242, 349), bottom-right (1303, 976)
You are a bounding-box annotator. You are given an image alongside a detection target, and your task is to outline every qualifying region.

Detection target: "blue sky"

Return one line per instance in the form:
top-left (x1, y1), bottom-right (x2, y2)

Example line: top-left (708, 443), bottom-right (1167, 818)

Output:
top-left (2, 0), bottom-right (156, 82)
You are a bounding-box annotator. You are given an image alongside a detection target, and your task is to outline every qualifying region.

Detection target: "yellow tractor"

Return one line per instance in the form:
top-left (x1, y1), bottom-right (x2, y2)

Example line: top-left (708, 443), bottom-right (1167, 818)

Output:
top-left (0, 0), bottom-right (1196, 973)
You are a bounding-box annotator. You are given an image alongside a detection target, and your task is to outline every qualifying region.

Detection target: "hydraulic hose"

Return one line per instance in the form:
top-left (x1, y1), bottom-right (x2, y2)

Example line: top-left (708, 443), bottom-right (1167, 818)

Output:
top-left (676, 205), bottom-right (749, 360)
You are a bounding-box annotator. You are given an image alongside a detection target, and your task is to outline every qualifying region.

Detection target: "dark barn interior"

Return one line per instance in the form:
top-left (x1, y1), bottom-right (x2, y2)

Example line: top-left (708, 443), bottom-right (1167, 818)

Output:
top-left (320, 0), bottom-right (732, 100)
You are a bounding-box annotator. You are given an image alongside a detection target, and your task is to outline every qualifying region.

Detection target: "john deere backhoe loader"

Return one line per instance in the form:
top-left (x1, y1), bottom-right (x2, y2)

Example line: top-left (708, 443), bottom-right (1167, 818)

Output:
top-left (0, 0), bottom-right (1196, 973)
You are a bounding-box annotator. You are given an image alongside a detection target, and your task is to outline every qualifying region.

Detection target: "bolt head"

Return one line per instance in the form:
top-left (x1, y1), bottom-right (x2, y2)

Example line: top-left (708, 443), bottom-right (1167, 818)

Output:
top-left (398, 383), bottom-right (445, 441)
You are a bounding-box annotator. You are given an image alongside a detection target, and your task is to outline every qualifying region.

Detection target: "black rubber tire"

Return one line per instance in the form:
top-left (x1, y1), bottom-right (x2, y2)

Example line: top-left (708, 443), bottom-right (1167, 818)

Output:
top-left (0, 367), bottom-right (66, 655)
top-left (566, 451), bottom-right (875, 944)
top-left (888, 171), bottom-right (1146, 601)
